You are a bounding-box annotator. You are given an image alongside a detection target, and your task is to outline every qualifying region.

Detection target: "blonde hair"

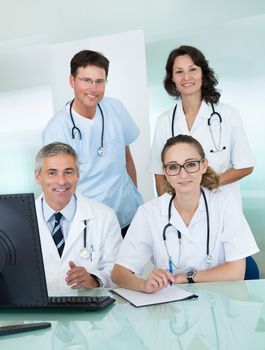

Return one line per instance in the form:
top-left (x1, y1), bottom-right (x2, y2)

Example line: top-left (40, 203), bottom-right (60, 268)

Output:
top-left (161, 135), bottom-right (220, 194)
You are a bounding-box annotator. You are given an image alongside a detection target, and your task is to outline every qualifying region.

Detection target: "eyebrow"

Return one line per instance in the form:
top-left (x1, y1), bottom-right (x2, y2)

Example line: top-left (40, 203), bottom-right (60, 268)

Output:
top-left (173, 64), bottom-right (198, 69)
top-left (165, 158), bottom-right (199, 164)
top-left (78, 76), bottom-right (105, 80)
top-left (46, 167), bottom-right (76, 172)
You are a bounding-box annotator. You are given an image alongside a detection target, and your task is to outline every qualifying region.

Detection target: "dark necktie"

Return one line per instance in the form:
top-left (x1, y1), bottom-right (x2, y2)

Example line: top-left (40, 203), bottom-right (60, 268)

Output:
top-left (52, 212), bottom-right (65, 257)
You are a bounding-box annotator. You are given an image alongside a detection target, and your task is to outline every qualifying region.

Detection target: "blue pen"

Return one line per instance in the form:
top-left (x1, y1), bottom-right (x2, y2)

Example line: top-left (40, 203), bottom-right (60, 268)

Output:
top-left (169, 256), bottom-right (173, 286)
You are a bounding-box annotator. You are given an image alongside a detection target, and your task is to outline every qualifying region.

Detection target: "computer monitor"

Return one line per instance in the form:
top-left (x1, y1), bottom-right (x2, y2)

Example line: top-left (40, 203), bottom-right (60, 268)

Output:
top-left (0, 193), bottom-right (48, 306)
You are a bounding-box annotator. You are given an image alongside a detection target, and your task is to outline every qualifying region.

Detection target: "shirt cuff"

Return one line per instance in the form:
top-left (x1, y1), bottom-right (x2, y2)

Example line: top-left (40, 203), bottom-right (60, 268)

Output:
top-left (91, 274), bottom-right (104, 288)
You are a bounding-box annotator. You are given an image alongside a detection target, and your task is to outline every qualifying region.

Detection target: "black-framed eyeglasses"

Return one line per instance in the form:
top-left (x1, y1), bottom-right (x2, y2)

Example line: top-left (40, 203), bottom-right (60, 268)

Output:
top-left (75, 76), bottom-right (107, 87)
top-left (163, 159), bottom-right (204, 176)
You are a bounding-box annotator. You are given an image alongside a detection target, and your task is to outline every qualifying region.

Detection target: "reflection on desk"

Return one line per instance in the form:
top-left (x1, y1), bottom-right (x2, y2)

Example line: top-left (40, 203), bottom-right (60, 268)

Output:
top-left (0, 280), bottom-right (265, 350)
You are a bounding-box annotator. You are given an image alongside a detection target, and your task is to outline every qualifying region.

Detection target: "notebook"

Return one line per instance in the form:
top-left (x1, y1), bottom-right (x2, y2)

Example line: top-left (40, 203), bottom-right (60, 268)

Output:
top-left (111, 286), bottom-right (198, 308)
top-left (0, 193), bottom-right (115, 311)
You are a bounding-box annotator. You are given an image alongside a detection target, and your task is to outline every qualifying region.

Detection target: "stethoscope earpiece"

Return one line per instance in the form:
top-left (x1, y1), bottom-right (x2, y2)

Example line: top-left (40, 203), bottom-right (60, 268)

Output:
top-left (210, 146), bottom-right (226, 153)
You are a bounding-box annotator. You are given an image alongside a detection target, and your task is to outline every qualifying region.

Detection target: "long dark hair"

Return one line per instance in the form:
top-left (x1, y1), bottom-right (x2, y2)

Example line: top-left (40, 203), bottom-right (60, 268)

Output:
top-left (164, 45), bottom-right (220, 104)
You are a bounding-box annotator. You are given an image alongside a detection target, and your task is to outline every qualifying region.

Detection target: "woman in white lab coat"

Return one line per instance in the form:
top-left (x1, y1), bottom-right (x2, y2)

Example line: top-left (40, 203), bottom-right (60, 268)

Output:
top-left (148, 45), bottom-right (253, 204)
top-left (112, 135), bottom-right (258, 293)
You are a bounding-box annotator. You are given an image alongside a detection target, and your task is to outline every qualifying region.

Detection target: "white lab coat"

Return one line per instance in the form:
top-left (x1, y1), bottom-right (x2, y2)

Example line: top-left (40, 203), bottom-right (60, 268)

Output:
top-left (116, 188), bottom-right (259, 276)
top-left (148, 101), bottom-right (254, 204)
top-left (36, 192), bottom-right (122, 291)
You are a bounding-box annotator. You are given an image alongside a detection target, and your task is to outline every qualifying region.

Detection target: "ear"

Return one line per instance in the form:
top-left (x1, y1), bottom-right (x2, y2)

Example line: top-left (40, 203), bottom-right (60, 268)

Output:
top-left (35, 170), bottom-right (41, 184)
top-left (201, 159), bottom-right (208, 174)
top-left (69, 74), bottom-right (75, 88)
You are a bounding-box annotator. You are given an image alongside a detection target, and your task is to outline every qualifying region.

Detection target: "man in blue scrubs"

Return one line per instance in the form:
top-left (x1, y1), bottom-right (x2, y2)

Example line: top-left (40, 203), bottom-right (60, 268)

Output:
top-left (43, 50), bottom-right (143, 237)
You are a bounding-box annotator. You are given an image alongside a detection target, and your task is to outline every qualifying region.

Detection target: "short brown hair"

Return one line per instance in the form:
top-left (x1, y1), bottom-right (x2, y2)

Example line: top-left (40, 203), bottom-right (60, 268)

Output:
top-left (70, 50), bottom-right (109, 77)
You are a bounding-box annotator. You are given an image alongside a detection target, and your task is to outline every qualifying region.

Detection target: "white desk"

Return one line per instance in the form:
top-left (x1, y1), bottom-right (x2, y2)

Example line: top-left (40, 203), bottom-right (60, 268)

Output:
top-left (0, 280), bottom-right (265, 349)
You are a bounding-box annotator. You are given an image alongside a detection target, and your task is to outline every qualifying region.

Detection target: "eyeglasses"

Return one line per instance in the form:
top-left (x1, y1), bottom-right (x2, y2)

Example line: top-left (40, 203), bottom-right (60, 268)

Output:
top-left (75, 76), bottom-right (107, 87)
top-left (163, 159), bottom-right (204, 176)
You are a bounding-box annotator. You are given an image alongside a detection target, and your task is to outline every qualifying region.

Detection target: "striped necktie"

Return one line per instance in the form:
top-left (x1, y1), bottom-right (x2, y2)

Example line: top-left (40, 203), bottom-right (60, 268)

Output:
top-left (52, 212), bottom-right (65, 257)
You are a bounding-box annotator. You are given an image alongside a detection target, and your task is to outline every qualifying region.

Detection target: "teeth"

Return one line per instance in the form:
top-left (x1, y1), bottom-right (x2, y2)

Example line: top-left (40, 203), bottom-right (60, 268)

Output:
top-left (54, 188), bottom-right (67, 192)
top-left (87, 94), bottom-right (96, 98)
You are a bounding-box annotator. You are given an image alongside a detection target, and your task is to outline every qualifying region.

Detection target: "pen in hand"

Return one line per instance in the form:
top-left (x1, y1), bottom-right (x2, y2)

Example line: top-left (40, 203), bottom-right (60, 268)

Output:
top-left (169, 256), bottom-right (173, 286)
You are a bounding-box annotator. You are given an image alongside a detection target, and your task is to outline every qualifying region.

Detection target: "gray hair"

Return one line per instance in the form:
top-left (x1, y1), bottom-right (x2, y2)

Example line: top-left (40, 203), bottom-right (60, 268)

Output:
top-left (35, 142), bottom-right (79, 174)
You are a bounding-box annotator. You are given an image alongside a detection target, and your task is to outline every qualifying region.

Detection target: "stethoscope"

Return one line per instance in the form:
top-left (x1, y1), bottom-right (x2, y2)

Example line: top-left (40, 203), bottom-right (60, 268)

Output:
top-left (79, 220), bottom-right (94, 261)
top-left (162, 188), bottom-right (213, 268)
top-left (69, 99), bottom-right (105, 156)
top-left (171, 102), bottom-right (226, 153)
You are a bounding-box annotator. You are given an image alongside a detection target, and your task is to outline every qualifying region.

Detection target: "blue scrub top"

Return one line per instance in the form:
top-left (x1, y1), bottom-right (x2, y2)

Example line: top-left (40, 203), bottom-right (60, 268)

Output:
top-left (42, 97), bottom-right (143, 228)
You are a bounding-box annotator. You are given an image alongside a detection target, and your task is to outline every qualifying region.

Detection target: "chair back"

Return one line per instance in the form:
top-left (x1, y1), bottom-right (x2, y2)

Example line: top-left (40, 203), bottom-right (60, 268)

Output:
top-left (244, 256), bottom-right (259, 280)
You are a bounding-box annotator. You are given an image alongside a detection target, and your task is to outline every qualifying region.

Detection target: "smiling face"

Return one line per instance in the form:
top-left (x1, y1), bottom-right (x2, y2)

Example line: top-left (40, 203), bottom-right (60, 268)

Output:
top-left (172, 54), bottom-right (202, 99)
top-left (35, 154), bottom-right (79, 211)
top-left (163, 142), bottom-right (207, 195)
top-left (70, 65), bottom-right (106, 117)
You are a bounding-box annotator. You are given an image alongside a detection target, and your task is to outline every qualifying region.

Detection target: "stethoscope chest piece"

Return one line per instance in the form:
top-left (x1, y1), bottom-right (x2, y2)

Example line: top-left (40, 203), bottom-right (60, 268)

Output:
top-left (206, 254), bottom-right (213, 267)
top-left (97, 146), bottom-right (104, 156)
top-left (79, 247), bottom-right (90, 260)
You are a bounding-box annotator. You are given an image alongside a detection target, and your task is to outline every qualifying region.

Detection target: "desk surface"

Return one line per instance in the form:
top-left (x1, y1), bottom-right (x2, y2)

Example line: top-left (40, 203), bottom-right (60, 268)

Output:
top-left (1, 279), bottom-right (265, 350)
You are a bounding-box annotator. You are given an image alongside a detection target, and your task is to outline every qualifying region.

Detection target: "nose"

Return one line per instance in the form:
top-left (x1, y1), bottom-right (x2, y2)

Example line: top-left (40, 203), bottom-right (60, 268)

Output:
top-left (56, 173), bottom-right (66, 185)
top-left (87, 82), bottom-right (97, 91)
top-left (183, 71), bottom-right (190, 80)
top-left (179, 166), bottom-right (189, 178)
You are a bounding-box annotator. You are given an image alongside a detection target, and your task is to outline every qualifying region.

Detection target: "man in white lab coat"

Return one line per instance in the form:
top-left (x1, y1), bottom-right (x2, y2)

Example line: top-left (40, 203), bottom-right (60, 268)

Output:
top-left (34, 142), bottom-right (122, 291)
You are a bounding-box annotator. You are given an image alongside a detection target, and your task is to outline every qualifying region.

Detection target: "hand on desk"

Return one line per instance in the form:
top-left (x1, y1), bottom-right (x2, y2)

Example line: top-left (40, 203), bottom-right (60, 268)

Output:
top-left (65, 261), bottom-right (99, 289)
top-left (143, 268), bottom-right (175, 294)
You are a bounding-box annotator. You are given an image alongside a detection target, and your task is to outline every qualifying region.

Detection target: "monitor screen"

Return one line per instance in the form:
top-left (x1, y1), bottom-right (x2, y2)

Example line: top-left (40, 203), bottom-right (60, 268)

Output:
top-left (0, 193), bottom-right (48, 306)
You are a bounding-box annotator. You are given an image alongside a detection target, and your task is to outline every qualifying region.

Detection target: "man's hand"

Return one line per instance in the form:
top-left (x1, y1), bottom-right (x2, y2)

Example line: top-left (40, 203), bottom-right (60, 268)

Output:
top-left (65, 261), bottom-right (99, 289)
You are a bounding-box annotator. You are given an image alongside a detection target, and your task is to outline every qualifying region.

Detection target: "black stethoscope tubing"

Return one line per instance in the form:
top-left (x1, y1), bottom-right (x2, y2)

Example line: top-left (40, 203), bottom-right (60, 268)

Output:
top-left (79, 219), bottom-right (94, 260)
top-left (83, 219), bottom-right (87, 249)
top-left (171, 102), bottom-right (226, 153)
top-left (208, 102), bottom-right (222, 125)
top-left (69, 99), bottom-right (105, 156)
top-left (163, 188), bottom-right (210, 260)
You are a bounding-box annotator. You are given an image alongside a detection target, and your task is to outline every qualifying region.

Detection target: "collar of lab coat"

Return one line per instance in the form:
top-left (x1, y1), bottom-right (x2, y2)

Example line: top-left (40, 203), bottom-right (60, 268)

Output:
top-left (177, 99), bottom-right (210, 119)
top-left (38, 191), bottom-right (95, 222)
top-left (73, 192), bottom-right (96, 222)
top-left (173, 100), bottom-right (210, 134)
top-left (160, 190), bottom-right (208, 239)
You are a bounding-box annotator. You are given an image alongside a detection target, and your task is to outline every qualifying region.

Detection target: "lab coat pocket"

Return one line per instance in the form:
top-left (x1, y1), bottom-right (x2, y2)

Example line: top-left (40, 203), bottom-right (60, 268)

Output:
top-left (76, 249), bottom-right (101, 274)
top-left (90, 250), bottom-right (101, 270)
